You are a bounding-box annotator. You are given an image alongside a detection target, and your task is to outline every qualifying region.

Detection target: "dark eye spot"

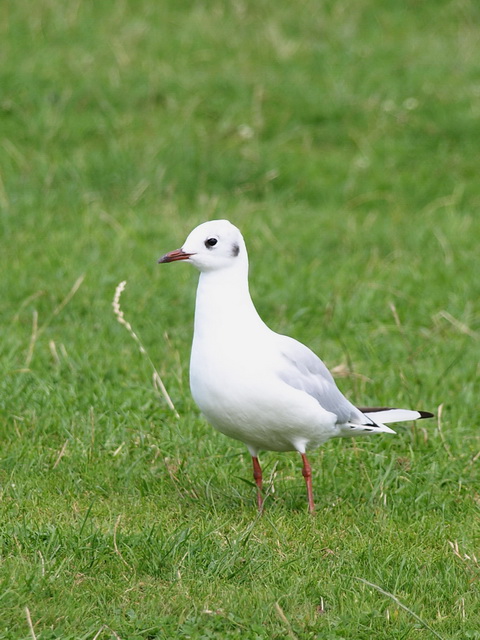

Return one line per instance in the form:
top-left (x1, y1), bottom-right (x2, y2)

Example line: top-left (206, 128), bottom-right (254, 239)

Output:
top-left (205, 237), bottom-right (217, 248)
top-left (231, 243), bottom-right (240, 257)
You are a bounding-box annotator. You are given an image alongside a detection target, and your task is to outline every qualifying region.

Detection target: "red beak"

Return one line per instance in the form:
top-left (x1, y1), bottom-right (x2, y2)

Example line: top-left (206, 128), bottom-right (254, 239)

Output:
top-left (157, 248), bottom-right (193, 263)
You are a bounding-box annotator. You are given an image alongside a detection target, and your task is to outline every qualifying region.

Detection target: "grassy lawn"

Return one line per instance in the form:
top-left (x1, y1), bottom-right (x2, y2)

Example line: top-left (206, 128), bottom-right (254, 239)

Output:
top-left (1, 0), bottom-right (479, 638)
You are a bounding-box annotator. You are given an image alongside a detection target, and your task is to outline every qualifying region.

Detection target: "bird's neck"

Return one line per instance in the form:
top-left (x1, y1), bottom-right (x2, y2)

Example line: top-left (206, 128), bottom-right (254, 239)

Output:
top-left (193, 266), bottom-right (266, 341)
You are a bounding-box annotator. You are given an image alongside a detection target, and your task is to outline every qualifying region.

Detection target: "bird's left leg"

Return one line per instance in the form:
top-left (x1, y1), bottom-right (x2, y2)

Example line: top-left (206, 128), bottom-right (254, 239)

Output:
top-left (251, 456), bottom-right (264, 512)
top-left (300, 453), bottom-right (315, 513)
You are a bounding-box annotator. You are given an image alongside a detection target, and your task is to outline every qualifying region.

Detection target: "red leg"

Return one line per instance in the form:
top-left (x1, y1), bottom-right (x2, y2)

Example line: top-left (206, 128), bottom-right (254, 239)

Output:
top-left (301, 453), bottom-right (315, 513)
top-left (252, 456), bottom-right (263, 512)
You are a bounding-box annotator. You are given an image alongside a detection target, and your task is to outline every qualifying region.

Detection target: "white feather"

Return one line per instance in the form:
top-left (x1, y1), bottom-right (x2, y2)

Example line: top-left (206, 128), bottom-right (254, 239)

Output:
top-left (363, 409), bottom-right (424, 424)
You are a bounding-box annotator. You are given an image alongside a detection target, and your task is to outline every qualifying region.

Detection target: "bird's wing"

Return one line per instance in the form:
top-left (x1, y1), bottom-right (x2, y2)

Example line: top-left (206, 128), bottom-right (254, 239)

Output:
top-left (274, 334), bottom-right (365, 425)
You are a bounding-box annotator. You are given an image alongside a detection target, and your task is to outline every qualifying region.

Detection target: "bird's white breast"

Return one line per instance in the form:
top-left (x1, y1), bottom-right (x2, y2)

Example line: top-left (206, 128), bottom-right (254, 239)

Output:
top-left (190, 310), bottom-right (337, 452)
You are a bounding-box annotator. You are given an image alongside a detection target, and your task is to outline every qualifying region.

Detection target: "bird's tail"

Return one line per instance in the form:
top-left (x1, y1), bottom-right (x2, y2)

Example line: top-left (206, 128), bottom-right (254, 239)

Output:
top-left (358, 407), bottom-right (434, 424)
top-left (338, 407), bottom-right (433, 438)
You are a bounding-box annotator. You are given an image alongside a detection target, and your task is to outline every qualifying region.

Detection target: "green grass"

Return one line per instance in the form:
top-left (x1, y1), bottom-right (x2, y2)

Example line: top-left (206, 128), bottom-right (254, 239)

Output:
top-left (1, 0), bottom-right (480, 638)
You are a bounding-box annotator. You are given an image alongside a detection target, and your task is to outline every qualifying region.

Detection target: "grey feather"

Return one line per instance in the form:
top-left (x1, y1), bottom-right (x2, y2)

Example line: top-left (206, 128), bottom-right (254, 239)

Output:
top-left (276, 335), bottom-right (366, 425)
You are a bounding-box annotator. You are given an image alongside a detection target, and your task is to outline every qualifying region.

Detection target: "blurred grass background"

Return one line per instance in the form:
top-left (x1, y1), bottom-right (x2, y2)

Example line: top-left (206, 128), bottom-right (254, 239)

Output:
top-left (1, 1), bottom-right (479, 638)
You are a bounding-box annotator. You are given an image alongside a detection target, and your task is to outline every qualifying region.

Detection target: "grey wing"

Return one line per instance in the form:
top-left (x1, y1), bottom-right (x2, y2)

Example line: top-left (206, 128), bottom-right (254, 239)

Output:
top-left (275, 334), bottom-right (364, 424)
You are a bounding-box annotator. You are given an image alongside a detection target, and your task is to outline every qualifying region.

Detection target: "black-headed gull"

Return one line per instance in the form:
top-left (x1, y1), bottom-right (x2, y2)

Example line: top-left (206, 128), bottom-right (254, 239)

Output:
top-left (158, 220), bottom-right (433, 512)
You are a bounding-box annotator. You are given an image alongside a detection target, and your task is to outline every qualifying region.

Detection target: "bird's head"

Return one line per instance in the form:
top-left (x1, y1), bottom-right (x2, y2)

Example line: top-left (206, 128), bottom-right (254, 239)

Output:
top-left (158, 219), bottom-right (247, 273)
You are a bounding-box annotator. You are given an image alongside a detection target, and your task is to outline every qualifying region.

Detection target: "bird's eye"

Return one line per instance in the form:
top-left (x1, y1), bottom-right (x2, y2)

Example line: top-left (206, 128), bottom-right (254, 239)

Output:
top-left (205, 237), bottom-right (218, 248)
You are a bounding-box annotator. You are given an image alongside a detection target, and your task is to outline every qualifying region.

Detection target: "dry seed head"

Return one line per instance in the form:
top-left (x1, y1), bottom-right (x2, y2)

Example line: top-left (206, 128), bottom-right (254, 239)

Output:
top-left (112, 281), bottom-right (178, 416)
top-left (112, 280), bottom-right (145, 354)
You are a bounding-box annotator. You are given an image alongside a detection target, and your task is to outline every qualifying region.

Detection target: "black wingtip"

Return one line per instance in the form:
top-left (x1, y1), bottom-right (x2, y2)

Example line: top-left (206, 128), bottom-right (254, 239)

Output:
top-left (418, 410), bottom-right (434, 419)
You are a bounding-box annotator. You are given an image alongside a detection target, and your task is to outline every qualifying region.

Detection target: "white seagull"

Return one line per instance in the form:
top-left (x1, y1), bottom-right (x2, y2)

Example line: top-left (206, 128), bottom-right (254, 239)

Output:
top-left (158, 220), bottom-right (432, 512)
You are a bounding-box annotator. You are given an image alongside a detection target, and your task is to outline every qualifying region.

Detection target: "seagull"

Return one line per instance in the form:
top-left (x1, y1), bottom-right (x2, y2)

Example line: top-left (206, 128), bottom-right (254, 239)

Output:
top-left (158, 220), bottom-right (433, 512)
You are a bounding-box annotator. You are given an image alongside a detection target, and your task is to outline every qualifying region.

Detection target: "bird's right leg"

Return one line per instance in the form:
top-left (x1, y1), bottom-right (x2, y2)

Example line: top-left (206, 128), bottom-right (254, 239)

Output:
top-left (251, 456), bottom-right (263, 511)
